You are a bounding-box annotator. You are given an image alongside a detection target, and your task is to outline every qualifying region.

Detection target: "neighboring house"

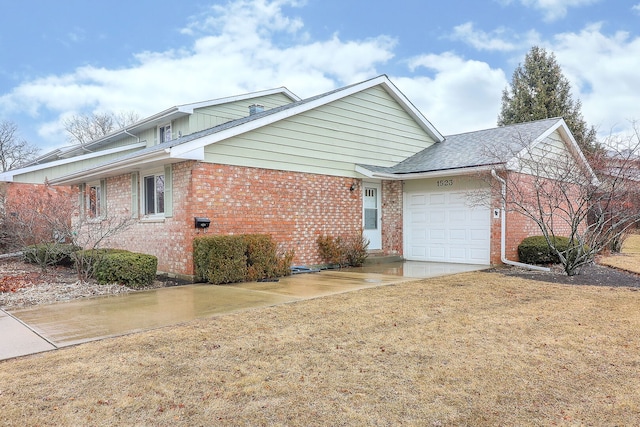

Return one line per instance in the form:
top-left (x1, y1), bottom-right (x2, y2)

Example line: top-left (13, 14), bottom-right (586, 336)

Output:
top-left (0, 75), bottom-right (596, 280)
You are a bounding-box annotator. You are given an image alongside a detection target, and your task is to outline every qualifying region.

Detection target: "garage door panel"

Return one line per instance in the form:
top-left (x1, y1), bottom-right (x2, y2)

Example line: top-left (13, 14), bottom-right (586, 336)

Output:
top-left (410, 194), bottom-right (427, 205)
top-left (450, 210), bottom-right (466, 222)
top-left (430, 210), bottom-right (446, 223)
top-left (449, 229), bottom-right (466, 241)
top-left (448, 193), bottom-right (466, 205)
top-left (410, 246), bottom-right (427, 258)
top-left (449, 248), bottom-right (467, 261)
top-left (430, 229), bottom-right (446, 240)
top-left (428, 247), bottom-right (446, 259)
top-left (405, 189), bottom-right (490, 265)
top-left (430, 194), bottom-right (446, 205)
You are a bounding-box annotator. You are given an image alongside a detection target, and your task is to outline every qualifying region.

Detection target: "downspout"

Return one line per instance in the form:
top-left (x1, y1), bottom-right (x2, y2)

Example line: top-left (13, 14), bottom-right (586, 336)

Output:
top-left (491, 169), bottom-right (550, 272)
top-left (123, 129), bottom-right (140, 143)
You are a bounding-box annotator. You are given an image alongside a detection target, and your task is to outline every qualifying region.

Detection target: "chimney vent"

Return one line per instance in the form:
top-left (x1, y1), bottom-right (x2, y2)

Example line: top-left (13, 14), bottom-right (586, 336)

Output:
top-left (249, 104), bottom-right (264, 115)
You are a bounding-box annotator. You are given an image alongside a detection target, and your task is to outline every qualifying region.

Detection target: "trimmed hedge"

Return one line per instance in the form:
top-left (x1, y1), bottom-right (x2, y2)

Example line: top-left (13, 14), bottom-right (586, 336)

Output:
top-left (94, 251), bottom-right (158, 289)
top-left (23, 243), bottom-right (82, 267)
top-left (194, 234), bottom-right (293, 285)
top-left (518, 235), bottom-right (587, 265)
top-left (74, 248), bottom-right (128, 277)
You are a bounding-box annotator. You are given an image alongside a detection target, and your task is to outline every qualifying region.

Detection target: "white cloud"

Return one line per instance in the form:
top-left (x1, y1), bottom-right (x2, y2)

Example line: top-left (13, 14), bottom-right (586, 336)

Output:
top-left (398, 53), bottom-right (507, 135)
top-left (500, 0), bottom-right (601, 22)
top-left (0, 0), bottom-right (395, 148)
top-left (633, 3), bottom-right (640, 14)
top-left (451, 22), bottom-right (540, 52)
top-left (548, 24), bottom-right (640, 136)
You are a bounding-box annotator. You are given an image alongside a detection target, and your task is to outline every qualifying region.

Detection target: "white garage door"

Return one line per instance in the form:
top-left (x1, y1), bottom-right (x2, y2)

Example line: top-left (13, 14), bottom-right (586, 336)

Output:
top-left (405, 190), bottom-right (491, 265)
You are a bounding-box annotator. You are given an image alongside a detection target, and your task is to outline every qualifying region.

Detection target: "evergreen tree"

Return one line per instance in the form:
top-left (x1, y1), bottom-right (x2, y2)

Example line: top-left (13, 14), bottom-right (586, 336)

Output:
top-left (498, 46), bottom-right (598, 153)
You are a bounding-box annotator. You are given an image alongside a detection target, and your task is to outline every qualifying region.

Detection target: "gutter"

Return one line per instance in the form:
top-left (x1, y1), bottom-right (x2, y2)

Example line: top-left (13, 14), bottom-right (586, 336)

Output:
top-left (355, 164), bottom-right (498, 180)
top-left (491, 169), bottom-right (550, 272)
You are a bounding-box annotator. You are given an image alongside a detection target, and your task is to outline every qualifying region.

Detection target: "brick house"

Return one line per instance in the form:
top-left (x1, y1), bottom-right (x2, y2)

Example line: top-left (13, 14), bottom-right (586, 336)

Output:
top-left (0, 75), bottom-right (596, 280)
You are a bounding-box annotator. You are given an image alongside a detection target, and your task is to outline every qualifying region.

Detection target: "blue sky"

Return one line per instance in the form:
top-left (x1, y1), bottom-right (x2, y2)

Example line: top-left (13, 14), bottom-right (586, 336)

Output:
top-left (1, 0), bottom-right (639, 152)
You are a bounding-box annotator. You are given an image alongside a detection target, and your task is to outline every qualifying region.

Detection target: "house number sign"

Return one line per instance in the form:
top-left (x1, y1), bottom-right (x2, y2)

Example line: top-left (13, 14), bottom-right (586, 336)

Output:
top-left (436, 179), bottom-right (454, 187)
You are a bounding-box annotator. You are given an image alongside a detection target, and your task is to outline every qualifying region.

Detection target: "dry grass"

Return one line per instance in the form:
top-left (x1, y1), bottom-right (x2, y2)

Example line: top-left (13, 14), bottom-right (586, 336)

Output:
top-left (599, 233), bottom-right (640, 274)
top-left (1, 271), bottom-right (640, 426)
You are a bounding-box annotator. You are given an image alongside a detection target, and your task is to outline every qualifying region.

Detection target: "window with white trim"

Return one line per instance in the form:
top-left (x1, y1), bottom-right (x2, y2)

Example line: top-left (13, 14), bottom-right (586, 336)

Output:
top-left (143, 171), bottom-right (165, 216)
top-left (158, 123), bottom-right (172, 144)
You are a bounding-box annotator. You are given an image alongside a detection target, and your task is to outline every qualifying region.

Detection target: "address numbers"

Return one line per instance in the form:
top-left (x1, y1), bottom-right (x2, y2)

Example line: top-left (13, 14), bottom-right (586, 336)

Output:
top-left (436, 179), bottom-right (454, 187)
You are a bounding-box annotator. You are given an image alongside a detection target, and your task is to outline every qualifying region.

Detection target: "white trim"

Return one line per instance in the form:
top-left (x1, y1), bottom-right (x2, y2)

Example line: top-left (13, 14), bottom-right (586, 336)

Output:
top-left (175, 87), bottom-right (300, 114)
top-left (140, 167), bottom-right (166, 218)
top-left (362, 182), bottom-right (382, 250)
top-left (355, 164), bottom-right (499, 180)
top-left (157, 122), bottom-right (172, 144)
top-left (0, 142), bottom-right (147, 182)
top-left (49, 150), bottom-right (171, 185)
top-left (509, 119), bottom-right (599, 184)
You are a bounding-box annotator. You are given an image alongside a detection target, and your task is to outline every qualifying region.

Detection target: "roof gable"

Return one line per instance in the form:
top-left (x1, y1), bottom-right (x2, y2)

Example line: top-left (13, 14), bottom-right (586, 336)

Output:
top-left (49, 75), bottom-right (445, 185)
top-left (20, 87), bottom-right (300, 169)
top-left (357, 118), bottom-right (597, 183)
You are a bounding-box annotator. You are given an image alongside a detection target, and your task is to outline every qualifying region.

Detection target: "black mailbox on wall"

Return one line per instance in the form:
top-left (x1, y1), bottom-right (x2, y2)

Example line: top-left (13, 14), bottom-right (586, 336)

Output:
top-left (195, 217), bottom-right (211, 229)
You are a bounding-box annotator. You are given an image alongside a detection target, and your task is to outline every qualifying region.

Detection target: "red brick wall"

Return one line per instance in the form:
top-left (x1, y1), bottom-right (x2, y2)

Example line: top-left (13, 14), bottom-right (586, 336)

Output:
top-left (491, 171), bottom-right (585, 263)
top-left (189, 163), bottom-right (363, 268)
top-left (99, 161), bottom-right (196, 276)
top-left (381, 180), bottom-right (402, 255)
top-left (99, 162), bottom-right (391, 278)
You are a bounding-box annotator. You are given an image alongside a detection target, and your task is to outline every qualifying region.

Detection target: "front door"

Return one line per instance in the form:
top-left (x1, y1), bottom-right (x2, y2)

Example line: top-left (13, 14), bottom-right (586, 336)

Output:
top-left (363, 183), bottom-right (382, 250)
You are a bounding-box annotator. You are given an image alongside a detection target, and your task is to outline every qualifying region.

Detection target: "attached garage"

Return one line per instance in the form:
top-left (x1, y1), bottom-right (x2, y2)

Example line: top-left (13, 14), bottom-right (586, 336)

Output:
top-left (403, 178), bottom-right (491, 265)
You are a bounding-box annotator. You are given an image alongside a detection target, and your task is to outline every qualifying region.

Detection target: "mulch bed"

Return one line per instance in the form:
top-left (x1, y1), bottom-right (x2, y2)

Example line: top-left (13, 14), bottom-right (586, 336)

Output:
top-left (489, 263), bottom-right (640, 288)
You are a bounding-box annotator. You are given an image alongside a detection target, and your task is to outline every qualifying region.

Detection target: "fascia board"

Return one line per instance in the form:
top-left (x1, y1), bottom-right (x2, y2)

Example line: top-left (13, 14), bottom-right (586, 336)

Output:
top-left (169, 146), bottom-right (205, 161)
top-left (510, 119), bottom-right (599, 184)
top-left (49, 150), bottom-right (170, 185)
top-left (355, 164), bottom-right (498, 180)
top-left (176, 87), bottom-right (301, 113)
top-left (0, 142), bottom-right (147, 182)
top-left (378, 78), bottom-right (445, 143)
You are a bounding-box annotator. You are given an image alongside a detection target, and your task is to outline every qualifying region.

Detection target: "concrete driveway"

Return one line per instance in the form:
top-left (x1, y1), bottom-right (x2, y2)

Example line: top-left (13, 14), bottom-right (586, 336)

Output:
top-left (0, 261), bottom-right (486, 361)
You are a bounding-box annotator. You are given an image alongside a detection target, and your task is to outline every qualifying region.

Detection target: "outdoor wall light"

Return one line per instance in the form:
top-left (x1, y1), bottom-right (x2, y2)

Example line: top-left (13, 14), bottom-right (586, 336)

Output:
top-left (194, 217), bottom-right (211, 229)
top-left (350, 180), bottom-right (358, 192)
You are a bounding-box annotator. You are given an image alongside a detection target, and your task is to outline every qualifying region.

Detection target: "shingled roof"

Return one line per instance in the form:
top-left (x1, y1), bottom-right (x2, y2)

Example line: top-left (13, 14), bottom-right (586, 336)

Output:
top-left (359, 117), bottom-right (565, 175)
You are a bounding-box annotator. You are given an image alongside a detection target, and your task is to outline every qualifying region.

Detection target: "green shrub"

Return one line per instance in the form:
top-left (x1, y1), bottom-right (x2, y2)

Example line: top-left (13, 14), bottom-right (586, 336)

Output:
top-left (73, 248), bottom-right (131, 281)
top-left (94, 252), bottom-right (158, 289)
top-left (194, 234), bottom-right (294, 284)
top-left (317, 233), bottom-right (369, 267)
top-left (23, 243), bottom-right (82, 267)
top-left (518, 235), bottom-right (587, 265)
top-left (194, 235), bottom-right (247, 284)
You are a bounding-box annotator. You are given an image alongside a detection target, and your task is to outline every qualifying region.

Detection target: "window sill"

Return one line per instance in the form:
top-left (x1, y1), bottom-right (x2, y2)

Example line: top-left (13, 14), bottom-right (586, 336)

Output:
top-left (140, 216), bottom-right (166, 223)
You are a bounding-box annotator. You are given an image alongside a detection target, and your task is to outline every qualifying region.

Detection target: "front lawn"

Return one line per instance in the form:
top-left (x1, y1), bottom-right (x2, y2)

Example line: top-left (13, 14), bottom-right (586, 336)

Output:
top-left (1, 269), bottom-right (639, 425)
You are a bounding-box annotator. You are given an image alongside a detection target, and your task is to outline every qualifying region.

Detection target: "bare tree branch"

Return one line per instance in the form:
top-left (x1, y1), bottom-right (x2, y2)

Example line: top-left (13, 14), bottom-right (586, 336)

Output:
top-left (479, 122), bottom-right (640, 276)
top-left (63, 111), bottom-right (140, 145)
top-left (0, 120), bottom-right (40, 172)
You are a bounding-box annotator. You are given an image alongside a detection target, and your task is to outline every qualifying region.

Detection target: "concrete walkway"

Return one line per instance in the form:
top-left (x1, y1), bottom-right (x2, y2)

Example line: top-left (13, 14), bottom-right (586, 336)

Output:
top-left (1, 262), bottom-right (487, 361)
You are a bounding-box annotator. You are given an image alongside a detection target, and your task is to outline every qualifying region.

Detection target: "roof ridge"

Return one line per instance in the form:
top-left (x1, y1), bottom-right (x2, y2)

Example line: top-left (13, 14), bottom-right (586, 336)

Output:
top-left (445, 117), bottom-right (562, 138)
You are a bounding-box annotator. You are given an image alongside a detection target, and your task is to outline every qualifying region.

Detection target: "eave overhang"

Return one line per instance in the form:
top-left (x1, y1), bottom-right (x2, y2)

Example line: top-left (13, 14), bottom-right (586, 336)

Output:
top-left (355, 164), bottom-right (502, 180)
